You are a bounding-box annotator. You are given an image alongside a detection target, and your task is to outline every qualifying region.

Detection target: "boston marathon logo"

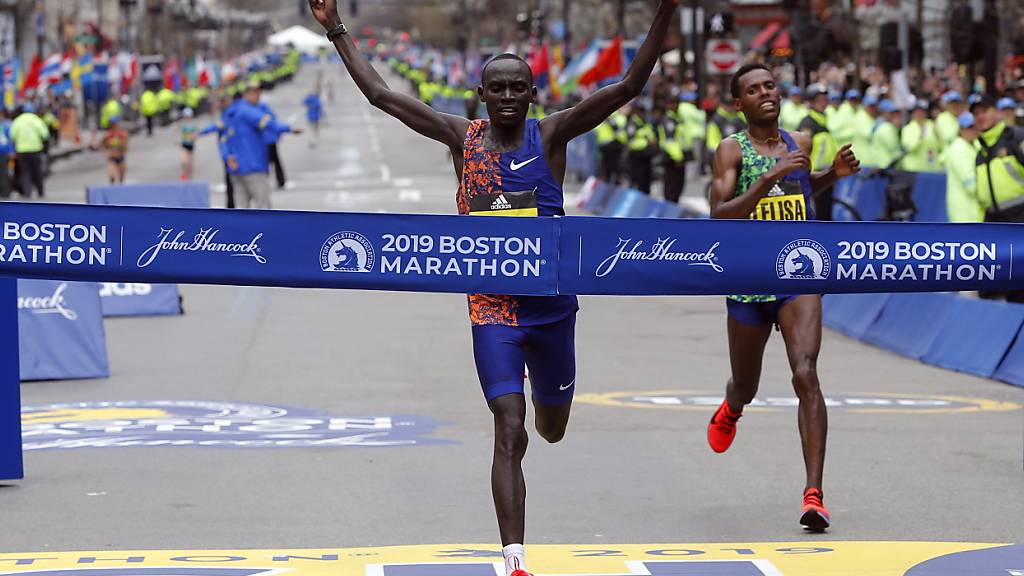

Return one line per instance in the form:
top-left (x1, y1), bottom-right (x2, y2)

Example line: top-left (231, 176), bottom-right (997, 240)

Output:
top-left (320, 232), bottom-right (547, 277)
top-left (17, 282), bottom-right (78, 320)
top-left (20, 401), bottom-right (452, 450)
top-left (137, 228), bottom-right (266, 268)
top-left (0, 221), bottom-right (111, 266)
top-left (596, 239), bottom-right (723, 278)
top-left (835, 241), bottom-right (1002, 282)
top-left (777, 239), bottom-right (831, 280)
top-left (321, 231), bottom-right (375, 273)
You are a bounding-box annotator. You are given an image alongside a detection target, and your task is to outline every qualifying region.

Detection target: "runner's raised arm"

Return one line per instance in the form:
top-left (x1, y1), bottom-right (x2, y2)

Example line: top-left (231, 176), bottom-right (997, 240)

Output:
top-left (309, 0), bottom-right (469, 151)
top-left (543, 0), bottom-right (679, 144)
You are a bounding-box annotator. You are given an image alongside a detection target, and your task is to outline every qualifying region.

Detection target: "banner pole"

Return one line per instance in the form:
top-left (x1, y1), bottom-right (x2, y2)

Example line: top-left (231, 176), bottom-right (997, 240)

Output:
top-left (0, 277), bottom-right (23, 481)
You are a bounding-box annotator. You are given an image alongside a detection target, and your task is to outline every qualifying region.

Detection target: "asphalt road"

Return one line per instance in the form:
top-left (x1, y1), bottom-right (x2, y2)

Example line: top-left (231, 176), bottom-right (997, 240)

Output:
top-left (3, 63), bottom-right (1022, 560)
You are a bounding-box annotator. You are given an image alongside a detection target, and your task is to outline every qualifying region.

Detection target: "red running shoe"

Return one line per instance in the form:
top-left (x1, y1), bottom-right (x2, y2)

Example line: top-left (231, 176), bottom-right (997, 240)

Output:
top-left (510, 571), bottom-right (534, 576)
top-left (800, 488), bottom-right (831, 531)
top-left (707, 399), bottom-right (742, 453)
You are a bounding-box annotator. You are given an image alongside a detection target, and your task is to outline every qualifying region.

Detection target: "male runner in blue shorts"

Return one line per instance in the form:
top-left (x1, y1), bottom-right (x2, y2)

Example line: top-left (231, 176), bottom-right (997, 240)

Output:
top-left (309, 0), bottom-right (679, 572)
top-left (707, 64), bottom-right (860, 531)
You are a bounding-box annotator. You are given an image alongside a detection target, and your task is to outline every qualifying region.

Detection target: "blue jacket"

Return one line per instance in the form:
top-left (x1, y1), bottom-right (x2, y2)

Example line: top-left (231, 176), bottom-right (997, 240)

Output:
top-left (258, 102), bottom-right (291, 146)
top-left (0, 121), bottom-right (13, 155)
top-left (224, 100), bottom-right (291, 175)
top-left (304, 94), bottom-right (323, 122)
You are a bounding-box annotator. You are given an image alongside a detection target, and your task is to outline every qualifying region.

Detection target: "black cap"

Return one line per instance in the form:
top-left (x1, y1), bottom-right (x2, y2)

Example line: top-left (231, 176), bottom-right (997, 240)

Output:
top-left (969, 94), bottom-right (996, 111)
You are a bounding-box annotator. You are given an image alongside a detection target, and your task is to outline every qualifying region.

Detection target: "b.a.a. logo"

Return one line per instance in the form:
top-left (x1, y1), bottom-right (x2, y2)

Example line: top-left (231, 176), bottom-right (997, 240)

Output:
top-left (776, 239), bottom-right (831, 280)
top-left (320, 231), bottom-right (375, 273)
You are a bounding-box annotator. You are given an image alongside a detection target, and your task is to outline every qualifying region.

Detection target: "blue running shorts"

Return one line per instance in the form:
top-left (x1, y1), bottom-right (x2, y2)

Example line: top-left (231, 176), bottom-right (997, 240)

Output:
top-left (471, 314), bottom-right (577, 406)
top-left (726, 297), bottom-right (797, 327)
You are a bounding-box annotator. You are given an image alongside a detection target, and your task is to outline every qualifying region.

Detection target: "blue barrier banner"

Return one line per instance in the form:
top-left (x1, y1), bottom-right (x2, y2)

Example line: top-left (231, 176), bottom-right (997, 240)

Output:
top-left (0, 203), bottom-right (1021, 296)
top-left (558, 218), bottom-right (1024, 296)
top-left (0, 203), bottom-right (560, 295)
top-left (86, 182), bottom-right (211, 209)
top-left (822, 293), bottom-right (890, 339)
top-left (17, 279), bottom-right (109, 381)
top-left (86, 183), bottom-right (210, 317)
top-left (98, 282), bottom-right (182, 317)
top-left (0, 277), bottom-right (23, 480)
top-left (921, 297), bottom-right (1024, 378)
top-left (861, 293), bottom-right (955, 359)
top-left (993, 331), bottom-right (1024, 388)
top-left (910, 173), bottom-right (949, 223)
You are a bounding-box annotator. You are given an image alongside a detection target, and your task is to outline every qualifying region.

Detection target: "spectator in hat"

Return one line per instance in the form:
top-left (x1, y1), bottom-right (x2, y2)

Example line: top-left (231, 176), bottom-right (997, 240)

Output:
top-left (936, 91), bottom-right (964, 147)
top-left (901, 98), bottom-right (942, 172)
top-left (942, 111), bottom-right (982, 222)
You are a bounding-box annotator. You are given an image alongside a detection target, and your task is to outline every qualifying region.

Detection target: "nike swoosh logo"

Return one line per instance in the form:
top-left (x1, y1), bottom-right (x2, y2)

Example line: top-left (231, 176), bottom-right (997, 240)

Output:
top-left (510, 156), bottom-right (540, 171)
top-left (559, 379), bottom-right (575, 391)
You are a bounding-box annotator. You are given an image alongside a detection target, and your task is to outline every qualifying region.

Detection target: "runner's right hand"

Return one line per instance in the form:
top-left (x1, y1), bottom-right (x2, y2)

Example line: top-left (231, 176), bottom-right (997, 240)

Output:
top-left (772, 150), bottom-right (810, 178)
top-left (308, 0), bottom-right (342, 30)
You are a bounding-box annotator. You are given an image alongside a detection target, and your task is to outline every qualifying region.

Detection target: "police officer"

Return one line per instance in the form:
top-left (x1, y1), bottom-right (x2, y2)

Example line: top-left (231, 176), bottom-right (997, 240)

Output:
top-left (779, 86), bottom-right (807, 132)
top-left (935, 91), bottom-right (964, 148)
top-left (997, 97), bottom-right (1017, 127)
top-left (830, 89), bottom-right (861, 147)
top-left (157, 86), bottom-right (175, 126)
top-left (10, 104), bottom-right (49, 198)
top-left (596, 106), bottom-right (628, 184)
top-left (972, 93), bottom-right (1024, 222)
top-left (100, 93), bottom-right (123, 130)
top-left (852, 95), bottom-right (878, 166)
top-left (659, 99), bottom-right (687, 203)
top-left (901, 99), bottom-right (942, 173)
top-left (140, 88), bottom-right (159, 136)
top-left (626, 103), bottom-right (657, 194)
top-left (799, 85), bottom-right (839, 219)
top-left (706, 95), bottom-right (746, 170)
top-left (971, 93), bottom-right (1024, 302)
top-left (941, 112), bottom-right (982, 223)
top-left (869, 99), bottom-right (903, 169)
top-left (677, 90), bottom-right (705, 176)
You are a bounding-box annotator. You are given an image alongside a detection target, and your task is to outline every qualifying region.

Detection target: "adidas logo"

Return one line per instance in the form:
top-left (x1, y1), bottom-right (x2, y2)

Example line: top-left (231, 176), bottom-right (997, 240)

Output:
top-left (491, 194), bottom-right (512, 210)
top-left (767, 183), bottom-right (786, 197)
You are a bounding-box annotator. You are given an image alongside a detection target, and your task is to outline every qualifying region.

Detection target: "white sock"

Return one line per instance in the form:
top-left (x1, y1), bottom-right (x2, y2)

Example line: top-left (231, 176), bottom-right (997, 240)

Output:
top-left (503, 543), bottom-right (526, 575)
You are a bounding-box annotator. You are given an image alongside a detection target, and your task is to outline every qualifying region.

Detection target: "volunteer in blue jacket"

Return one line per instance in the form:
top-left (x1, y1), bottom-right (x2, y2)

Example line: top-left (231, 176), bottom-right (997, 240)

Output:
top-left (225, 82), bottom-right (300, 209)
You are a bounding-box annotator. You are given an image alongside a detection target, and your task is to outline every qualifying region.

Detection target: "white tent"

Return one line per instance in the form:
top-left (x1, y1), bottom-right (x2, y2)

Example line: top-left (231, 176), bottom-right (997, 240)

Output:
top-left (267, 25), bottom-right (332, 54)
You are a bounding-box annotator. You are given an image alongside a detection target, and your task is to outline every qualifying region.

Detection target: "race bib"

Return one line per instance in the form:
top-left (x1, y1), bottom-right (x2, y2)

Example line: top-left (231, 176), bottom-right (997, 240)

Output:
top-left (469, 190), bottom-right (538, 217)
top-left (749, 180), bottom-right (807, 221)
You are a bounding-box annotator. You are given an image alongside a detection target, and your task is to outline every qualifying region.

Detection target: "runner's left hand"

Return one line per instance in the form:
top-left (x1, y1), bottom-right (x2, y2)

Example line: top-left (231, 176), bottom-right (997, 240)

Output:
top-left (833, 144), bottom-right (860, 178)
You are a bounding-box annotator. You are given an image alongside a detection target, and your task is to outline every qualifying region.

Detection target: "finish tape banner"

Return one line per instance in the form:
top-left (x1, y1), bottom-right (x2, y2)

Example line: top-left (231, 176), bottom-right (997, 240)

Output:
top-left (0, 202), bottom-right (1021, 296)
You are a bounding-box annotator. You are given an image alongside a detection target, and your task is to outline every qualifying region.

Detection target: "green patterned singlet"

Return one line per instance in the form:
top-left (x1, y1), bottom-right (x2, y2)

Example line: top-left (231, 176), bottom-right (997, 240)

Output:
top-left (728, 131), bottom-right (809, 304)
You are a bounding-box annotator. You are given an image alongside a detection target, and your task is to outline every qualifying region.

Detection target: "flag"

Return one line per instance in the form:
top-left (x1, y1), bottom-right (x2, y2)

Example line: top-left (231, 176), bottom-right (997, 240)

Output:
top-left (558, 41), bottom-right (600, 94)
top-left (529, 43), bottom-right (551, 91)
top-left (40, 53), bottom-right (62, 85)
top-left (578, 36), bottom-right (623, 88)
top-left (1, 59), bottom-right (16, 109)
top-left (195, 55), bottom-right (210, 87)
top-left (20, 54), bottom-right (43, 95)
